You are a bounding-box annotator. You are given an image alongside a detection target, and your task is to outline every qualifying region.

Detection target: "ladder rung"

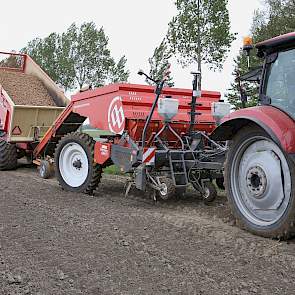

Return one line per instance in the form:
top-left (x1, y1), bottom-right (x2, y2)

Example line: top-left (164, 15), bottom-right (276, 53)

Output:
top-left (188, 112), bottom-right (202, 115)
top-left (188, 102), bottom-right (202, 106)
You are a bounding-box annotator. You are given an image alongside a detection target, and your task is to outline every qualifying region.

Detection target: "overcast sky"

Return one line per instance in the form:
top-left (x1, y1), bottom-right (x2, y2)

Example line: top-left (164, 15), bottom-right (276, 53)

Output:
top-left (0, 0), bottom-right (262, 98)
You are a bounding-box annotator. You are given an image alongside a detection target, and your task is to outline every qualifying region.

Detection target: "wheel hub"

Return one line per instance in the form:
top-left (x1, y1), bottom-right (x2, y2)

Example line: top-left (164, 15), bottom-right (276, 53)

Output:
top-left (203, 187), bottom-right (210, 199)
top-left (246, 166), bottom-right (267, 198)
top-left (159, 183), bottom-right (168, 196)
top-left (73, 159), bottom-right (82, 170)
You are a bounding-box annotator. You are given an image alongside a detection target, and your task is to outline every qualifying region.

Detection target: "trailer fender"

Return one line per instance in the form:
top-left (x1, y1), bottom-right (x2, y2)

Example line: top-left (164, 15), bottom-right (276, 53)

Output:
top-left (210, 106), bottom-right (295, 154)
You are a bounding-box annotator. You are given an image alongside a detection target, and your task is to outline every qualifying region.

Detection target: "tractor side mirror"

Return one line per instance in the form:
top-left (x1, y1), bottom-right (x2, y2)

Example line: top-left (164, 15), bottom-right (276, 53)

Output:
top-left (235, 70), bottom-right (248, 108)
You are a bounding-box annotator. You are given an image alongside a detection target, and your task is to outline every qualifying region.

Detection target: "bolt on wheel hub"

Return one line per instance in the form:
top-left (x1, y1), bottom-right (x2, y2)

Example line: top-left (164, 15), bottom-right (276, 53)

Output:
top-left (246, 166), bottom-right (267, 198)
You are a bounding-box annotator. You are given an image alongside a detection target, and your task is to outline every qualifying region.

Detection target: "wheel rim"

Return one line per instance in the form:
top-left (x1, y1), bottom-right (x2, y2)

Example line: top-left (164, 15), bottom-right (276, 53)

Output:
top-left (59, 142), bottom-right (89, 187)
top-left (159, 183), bottom-right (168, 197)
top-left (40, 163), bottom-right (46, 177)
top-left (231, 136), bottom-right (292, 226)
top-left (203, 187), bottom-right (210, 199)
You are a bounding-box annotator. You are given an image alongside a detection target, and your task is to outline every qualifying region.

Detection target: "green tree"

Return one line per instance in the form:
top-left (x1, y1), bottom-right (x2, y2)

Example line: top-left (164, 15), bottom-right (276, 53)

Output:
top-left (108, 55), bottom-right (130, 84)
top-left (147, 39), bottom-right (174, 87)
top-left (167, 0), bottom-right (235, 88)
top-left (226, 50), bottom-right (261, 110)
top-left (22, 22), bottom-right (129, 91)
top-left (23, 34), bottom-right (61, 84)
top-left (226, 0), bottom-right (295, 110)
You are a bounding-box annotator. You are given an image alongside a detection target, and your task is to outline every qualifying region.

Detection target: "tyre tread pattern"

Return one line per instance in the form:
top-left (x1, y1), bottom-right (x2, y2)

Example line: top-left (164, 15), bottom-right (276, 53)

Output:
top-left (0, 140), bottom-right (17, 171)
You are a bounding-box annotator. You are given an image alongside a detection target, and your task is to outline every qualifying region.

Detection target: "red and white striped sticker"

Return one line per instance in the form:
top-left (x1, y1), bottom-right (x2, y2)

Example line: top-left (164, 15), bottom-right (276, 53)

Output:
top-left (143, 148), bottom-right (156, 165)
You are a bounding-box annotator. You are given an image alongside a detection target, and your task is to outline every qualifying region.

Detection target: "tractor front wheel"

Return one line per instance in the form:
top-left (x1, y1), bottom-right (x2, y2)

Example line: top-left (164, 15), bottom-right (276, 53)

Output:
top-left (55, 132), bottom-right (102, 194)
top-left (225, 125), bottom-right (295, 239)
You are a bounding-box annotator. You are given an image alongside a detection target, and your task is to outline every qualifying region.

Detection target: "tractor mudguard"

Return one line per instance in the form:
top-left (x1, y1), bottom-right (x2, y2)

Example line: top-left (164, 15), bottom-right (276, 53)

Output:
top-left (210, 105), bottom-right (295, 154)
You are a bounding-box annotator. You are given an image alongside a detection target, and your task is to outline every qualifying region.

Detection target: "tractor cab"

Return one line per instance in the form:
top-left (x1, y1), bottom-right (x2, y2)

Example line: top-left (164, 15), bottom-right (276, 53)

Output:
top-left (257, 32), bottom-right (295, 117)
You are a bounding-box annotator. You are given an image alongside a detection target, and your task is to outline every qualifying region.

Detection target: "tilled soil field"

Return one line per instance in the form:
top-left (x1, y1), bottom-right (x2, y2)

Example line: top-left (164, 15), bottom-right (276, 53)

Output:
top-left (0, 70), bottom-right (55, 106)
top-left (1, 166), bottom-right (295, 295)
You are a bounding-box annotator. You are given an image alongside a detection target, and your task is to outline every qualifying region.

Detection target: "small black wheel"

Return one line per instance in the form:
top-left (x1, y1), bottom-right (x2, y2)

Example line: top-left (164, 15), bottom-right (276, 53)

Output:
top-left (216, 177), bottom-right (225, 190)
top-left (39, 160), bottom-right (53, 179)
top-left (157, 177), bottom-right (176, 200)
top-left (202, 181), bottom-right (217, 204)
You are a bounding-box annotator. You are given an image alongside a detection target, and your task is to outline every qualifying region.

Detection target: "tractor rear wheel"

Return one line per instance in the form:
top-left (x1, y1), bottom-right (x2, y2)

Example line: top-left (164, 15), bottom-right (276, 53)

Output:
top-left (0, 140), bottom-right (17, 170)
top-left (225, 125), bottom-right (295, 239)
top-left (55, 132), bottom-right (102, 194)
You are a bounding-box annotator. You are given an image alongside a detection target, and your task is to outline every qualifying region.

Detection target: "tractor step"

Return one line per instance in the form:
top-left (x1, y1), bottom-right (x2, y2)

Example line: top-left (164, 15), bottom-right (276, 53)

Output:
top-left (168, 151), bottom-right (188, 186)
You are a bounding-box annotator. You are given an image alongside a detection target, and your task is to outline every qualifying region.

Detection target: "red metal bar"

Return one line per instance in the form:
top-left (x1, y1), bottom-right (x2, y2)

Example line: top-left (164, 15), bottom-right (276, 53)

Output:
top-left (33, 102), bottom-right (74, 157)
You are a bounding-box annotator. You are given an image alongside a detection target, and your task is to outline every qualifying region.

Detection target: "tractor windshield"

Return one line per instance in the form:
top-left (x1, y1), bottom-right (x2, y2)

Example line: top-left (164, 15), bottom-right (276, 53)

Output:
top-left (264, 48), bottom-right (295, 117)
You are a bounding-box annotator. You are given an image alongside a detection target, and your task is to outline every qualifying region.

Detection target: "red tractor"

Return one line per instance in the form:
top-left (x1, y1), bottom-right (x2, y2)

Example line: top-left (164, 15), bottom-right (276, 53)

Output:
top-left (212, 32), bottom-right (295, 239)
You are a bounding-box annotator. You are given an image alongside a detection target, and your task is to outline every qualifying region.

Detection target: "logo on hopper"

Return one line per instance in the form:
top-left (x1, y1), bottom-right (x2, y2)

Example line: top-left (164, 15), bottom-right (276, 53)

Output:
top-left (108, 96), bottom-right (125, 134)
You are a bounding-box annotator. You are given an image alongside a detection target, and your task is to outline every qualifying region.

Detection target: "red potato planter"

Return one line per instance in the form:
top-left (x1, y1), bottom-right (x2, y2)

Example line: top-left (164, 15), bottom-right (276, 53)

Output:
top-left (34, 77), bottom-right (226, 201)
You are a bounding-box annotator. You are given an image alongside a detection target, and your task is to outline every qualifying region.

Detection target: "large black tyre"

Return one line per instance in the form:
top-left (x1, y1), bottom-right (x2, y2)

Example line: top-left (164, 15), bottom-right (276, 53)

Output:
top-left (0, 140), bottom-right (17, 170)
top-left (225, 125), bottom-right (295, 239)
top-left (55, 132), bottom-right (102, 194)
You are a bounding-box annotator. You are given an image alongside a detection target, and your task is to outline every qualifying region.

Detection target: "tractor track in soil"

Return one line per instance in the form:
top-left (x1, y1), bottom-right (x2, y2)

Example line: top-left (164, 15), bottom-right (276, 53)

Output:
top-left (1, 166), bottom-right (295, 294)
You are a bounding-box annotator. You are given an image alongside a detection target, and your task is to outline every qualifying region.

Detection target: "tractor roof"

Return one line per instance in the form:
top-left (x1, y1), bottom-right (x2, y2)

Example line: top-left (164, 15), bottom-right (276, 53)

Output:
top-left (256, 32), bottom-right (295, 56)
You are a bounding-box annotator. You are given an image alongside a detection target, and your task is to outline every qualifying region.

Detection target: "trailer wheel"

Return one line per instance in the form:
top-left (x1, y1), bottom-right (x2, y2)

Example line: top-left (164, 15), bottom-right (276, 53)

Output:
top-left (157, 177), bottom-right (176, 200)
top-left (0, 140), bottom-right (17, 170)
top-left (55, 132), bottom-right (102, 194)
top-left (225, 125), bottom-right (295, 239)
top-left (202, 181), bottom-right (217, 204)
top-left (39, 160), bottom-right (53, 179)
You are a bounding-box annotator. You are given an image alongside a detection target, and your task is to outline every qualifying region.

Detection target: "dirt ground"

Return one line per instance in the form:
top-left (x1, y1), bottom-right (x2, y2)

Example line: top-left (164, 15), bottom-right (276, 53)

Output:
top-left (1, 166), bottom-right (295, 295)
top-left (0, 70), bottom-right (55, 106)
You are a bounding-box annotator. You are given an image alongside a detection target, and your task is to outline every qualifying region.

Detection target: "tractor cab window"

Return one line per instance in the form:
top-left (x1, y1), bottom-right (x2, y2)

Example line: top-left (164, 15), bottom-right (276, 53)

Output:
top-left (264, 48), bottom-right (295, 116)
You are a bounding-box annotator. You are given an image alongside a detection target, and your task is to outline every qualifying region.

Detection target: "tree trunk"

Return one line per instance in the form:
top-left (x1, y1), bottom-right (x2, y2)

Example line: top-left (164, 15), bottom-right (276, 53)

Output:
top-left (197, 0), bottom-right (202, 90)
top-left (197, 51), bottom-right (202, 90)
